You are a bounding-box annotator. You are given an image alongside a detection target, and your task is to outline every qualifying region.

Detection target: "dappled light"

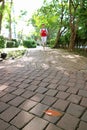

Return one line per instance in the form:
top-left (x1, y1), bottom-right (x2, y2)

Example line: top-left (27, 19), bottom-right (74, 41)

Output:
top-left (0, 85), bottom-right (8, 91)
top-left (0, 48), bottom-right (87, 73)
top-left (0, 48), bottom-right (87, 130)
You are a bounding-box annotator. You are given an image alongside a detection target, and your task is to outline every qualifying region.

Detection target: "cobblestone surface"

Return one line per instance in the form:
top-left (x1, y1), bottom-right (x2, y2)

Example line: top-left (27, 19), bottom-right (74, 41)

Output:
top-left (0, 47), bottom-right (87, 130)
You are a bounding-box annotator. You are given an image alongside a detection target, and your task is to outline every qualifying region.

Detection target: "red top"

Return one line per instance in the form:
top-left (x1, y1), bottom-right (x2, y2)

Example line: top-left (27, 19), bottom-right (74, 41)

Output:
top-left (40, 28), bottom-right (47, 36)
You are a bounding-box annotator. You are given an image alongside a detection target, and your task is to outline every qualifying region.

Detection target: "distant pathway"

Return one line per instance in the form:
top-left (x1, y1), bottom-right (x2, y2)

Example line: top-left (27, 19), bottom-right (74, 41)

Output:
top-left (1, 47), bottom-right (87, 72)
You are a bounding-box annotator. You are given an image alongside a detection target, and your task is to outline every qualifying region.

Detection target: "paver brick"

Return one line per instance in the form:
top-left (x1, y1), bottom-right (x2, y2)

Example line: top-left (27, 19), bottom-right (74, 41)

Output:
top-left (75, 83), bottom-right (85, 89)
top-left (50, 79), bottom-right (59, 84)
top-left (30, 80), bottom-right (41, 85)
top-left (26, 84), bottom-right (38, 91)
top-left (31, 93), bottom-right (45, 102)
top-left (81, 111), bottom-right (87, 122)
top-left (0, 106), bottom-right (20, 122)
top-left (12, 88), bottom-right (25, 95)
top-left (35, 76), bottom-right (44, 81)
top-left (0, 84), bottom-right (9, 91)
top-left (22, 117), bottom-right (48, 130)
top-left (21, 90), bottom-right (35, 98)
top-left (6, 125), bottom-right (19, 130)
top-left (57, 85), bottom-right (69, 91)
top-left (0, 101), bottom-right (9, 113)
top-left (42, 78), bottom-right (51, 82)
top-left (57, 113), bottom-right (79, 130)
top-left (4, 86), bottom-right (17, 93)
top-left (66, 82), bottom-right (75, 87)
top-left (19, 99), bottom-right (37, 111)
top-left (41, 95), bottom-right (57, 106)
top-left (45, 89), bottom-right (58, 96)
top-left (56, 91), bottom-right (70, 99)
top-left (18, 83), bottom-right (29, 89)
top-left (35, 87), bottom-right (48, 94)
top-left (53, 99), bottom-right (69, 111)
top-left (67, 87), bottom-right (78, 94)
top-left (0, 119), bottom-right (10, 129)
top-left (10, 111), bottom-right (34, 129)
top-left (39, 82), bottom-right (49, 87)
top-left (78, 90), bottom-right (87, 98)
top-left (22, 79), bottom-right (32, 84)
top-left (80, 97), bottom-right (87, 108)
top-left (67, 103), bottom-right (85, 117)
top-left (77, 121), bottom-right (87, 130)
top-left (10, 81), bottom-right (21, 87)
top-left (30, 103), bottom-right (49, 117)
top-left (0, 93), bottom-right (16, 103)
top-left (58, 78), bottom-right (69, 85)
top-left (0, 91), bottom-right (7, 97)
top-left (67, 94), bottom-right (81, 104)
top-left (47, 83), bottom-right (58, 89)
top-left (46, 123), bottom-right (62, 130)
top-left (8, 96), bottom-right (25, 107)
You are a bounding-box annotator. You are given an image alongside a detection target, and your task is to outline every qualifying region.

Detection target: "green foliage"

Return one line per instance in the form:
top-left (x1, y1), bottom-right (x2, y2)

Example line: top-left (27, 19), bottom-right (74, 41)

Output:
top-left (0, 35), bottom-right (5, 48)
top-left (48, 39), bottom-right (56, 48)
top-left (6, 39), bottom-right (19, 48)
top-left (23, 39), bottom-right (36, 48)
top-left (12, 39), bottom-right (19, 47)
top-left (7, 50), bottom-right (26, 59)
top-left (6, 41), bottom-right (15, 48)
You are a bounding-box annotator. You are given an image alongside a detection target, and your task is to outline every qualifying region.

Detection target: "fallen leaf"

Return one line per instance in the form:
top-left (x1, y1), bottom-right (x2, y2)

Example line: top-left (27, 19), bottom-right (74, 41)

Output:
top-left (44, 109), bottom-right (62, 116)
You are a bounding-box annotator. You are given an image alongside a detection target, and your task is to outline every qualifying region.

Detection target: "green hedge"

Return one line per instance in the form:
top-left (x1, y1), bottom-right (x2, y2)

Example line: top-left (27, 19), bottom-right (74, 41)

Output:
top-left (6, 41), bottom-right (15, 48)
top-left (23, 39), bottom-right (36, 48)
top-left (6, 39), bottom-right (19, 48)
top-left (0, 35), bottom-right (5, 48)
top-left (12, 39), bottom-right (19, 47)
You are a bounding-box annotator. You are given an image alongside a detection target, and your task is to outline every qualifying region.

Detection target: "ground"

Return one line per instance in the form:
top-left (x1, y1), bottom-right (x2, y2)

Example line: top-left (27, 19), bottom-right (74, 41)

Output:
top-left (0, 46), bottom-right (87, 130)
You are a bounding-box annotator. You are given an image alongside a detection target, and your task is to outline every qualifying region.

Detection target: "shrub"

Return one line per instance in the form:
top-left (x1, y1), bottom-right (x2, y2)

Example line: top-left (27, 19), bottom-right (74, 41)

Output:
top-left (6, 39), bottom-right (19, 48)
top-left (23, 39), bottom-right (36, 48)
top-left (6, 41), bottom-right (15, 48)
top-left (48, 39), bottom-right (55, 48)
top-left (12, 39), bottom-right (19, 47)
top-left (0, 35), bottom-right (5, 48)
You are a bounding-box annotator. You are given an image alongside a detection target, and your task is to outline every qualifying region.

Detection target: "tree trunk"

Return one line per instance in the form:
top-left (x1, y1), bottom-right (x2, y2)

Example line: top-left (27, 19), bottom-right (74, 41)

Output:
top-left (54, 29), bottom-right (61, 48)
top-left (69, 23), bottom-right (76, 51)
top-left (68, 0), bottom-right (78, 51)
top-left (0, 0), bottom-right (5, 34)
top-left (53, 1), bottom-right (64, 48)
top-left (9, 0), bottom-right (13, 40)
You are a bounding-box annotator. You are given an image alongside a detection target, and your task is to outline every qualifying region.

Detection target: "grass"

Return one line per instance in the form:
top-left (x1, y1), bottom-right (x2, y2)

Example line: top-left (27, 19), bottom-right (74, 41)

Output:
top-left (0, 47), bottom-right (26, 59)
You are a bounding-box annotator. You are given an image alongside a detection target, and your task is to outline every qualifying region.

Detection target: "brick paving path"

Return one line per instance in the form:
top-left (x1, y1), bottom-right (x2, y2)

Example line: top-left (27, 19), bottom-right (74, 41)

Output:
top-left (0, 47), bottom-right (87, 130)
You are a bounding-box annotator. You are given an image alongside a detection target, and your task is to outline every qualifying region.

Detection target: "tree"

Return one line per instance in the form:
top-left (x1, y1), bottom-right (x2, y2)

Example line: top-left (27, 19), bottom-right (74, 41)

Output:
top-left (68, 0), bottom-right (79, 51)
top-left (9, 0), bottom-right (13, 40)
top-left (0, 0), bottom-right (5, 34)
top-left (53, 0), bottom-right (67, 48)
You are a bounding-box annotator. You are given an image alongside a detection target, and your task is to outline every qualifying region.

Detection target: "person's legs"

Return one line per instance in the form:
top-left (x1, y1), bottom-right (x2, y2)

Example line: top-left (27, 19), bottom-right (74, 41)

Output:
top-left (41, 36), bottom-right (47, 49)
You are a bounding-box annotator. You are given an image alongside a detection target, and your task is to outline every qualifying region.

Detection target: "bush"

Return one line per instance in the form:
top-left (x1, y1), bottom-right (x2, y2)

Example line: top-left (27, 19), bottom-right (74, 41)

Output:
top-left (23, 39), bottom-right (36, 48)
top-left (48, 39), bottom-right (55, 48)
top-left (12, 39), bottom-right (19, 47)
top-left (6, 41), bottom-right (15, 48)
top-left (6, 39), bottom-right (19, 48)
top-left (0, 35), bottom-right (5, 48)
